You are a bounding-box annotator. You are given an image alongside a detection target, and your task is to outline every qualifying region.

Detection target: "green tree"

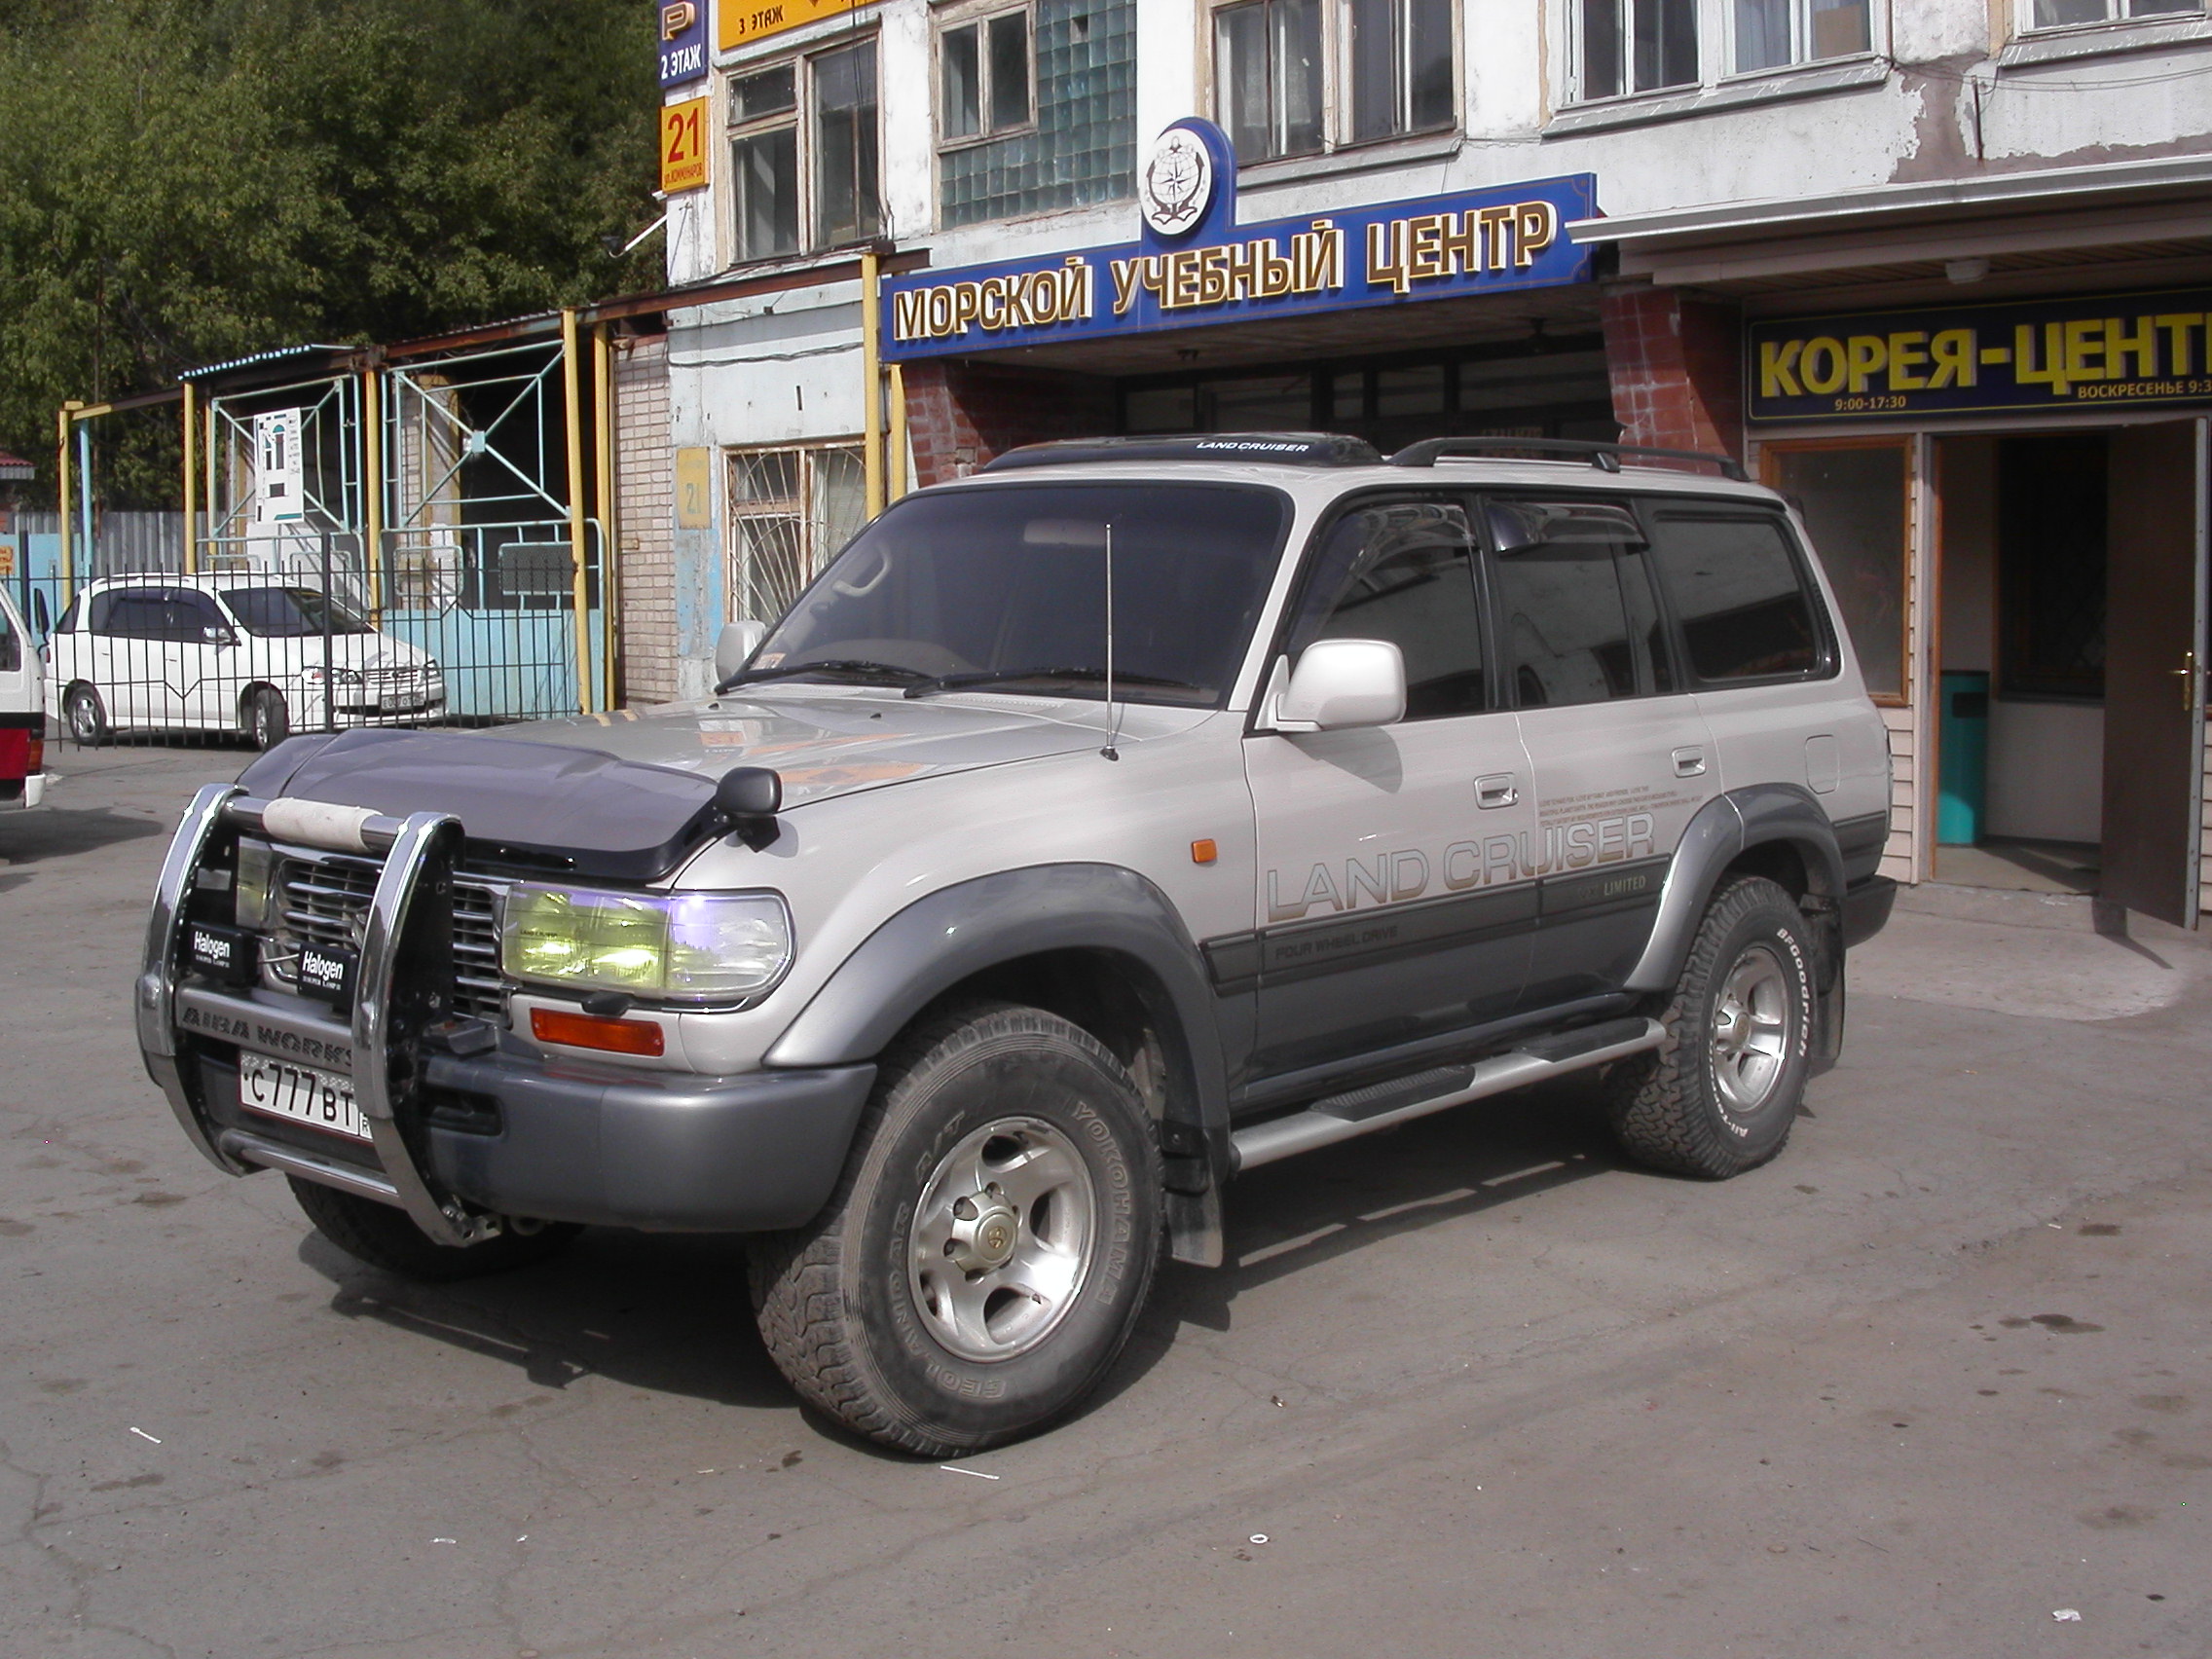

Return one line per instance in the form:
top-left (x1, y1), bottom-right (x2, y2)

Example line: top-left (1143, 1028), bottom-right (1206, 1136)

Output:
top-left (0, 0), bottom-right (659, 504)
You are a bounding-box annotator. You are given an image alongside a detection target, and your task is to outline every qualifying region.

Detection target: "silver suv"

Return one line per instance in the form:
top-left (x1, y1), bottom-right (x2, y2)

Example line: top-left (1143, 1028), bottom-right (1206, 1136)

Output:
top-left (139, 434), bottom-right (1895, 1454)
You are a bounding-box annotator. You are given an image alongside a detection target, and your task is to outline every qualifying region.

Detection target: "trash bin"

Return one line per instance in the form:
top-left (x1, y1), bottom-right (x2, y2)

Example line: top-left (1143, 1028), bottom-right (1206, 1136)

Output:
top-left (1937, 669), bottom-right (1989, 846)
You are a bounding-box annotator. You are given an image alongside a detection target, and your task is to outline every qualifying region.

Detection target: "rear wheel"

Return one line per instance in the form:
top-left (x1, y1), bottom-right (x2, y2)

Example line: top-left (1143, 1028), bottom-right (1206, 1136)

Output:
top-left (64, 683), bottom-right (108, 747)
top-left (287, 1177), bottom-right (579, 1281)
top-left (244, 687), bottom-right (289, 751)
top-left (750, 1003), bottom-right (1162, 1456)
top-left (1605, 875), bottom-right (1815, 1179)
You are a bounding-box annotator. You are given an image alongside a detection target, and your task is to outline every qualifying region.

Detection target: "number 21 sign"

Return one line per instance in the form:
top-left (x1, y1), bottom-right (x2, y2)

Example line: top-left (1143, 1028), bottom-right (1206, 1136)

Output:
top-left (660, 96), bottom-right (708, 195)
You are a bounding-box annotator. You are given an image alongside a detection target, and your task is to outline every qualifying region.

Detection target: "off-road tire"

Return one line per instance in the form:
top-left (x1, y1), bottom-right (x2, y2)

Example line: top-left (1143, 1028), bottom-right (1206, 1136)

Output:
top-left (64, 683), bottom-right (109, 747)
top-left (245, 687), bottom-right (290, 751)
top-left (749, 1002), bottom-right (1163, 1456)
top-left (1605, 874), bottom-right (1815, 1179)
top-left (287, 1177), bottom-right (579, 1282)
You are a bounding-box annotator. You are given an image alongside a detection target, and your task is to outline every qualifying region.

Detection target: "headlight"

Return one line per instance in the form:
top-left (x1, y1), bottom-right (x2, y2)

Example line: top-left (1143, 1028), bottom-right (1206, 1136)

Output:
top-left (500, 886), bottom-right (792, 1002)
top-left (301, 666), bottom-right (363, 685)
top-left (235, 838), bottom-right (275, 930)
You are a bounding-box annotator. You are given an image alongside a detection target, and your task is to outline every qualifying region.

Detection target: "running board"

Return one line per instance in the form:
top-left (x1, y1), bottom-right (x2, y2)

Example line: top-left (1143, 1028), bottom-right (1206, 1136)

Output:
top-left (1229, 1016), bottom-right (1666, 1173)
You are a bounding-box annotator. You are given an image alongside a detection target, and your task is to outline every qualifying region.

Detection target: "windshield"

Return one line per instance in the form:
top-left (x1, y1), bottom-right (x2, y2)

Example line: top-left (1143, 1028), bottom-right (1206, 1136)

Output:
top-left (748, 482), bottom-right (1288, 707)
top-left (220, 586), bottom-right (374, 637)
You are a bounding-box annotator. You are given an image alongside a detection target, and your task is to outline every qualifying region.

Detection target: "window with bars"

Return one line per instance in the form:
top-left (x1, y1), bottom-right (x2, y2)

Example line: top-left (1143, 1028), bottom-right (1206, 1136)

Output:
top-left (725, 40), bottom-right (879, 265)
top-left (725, 445), bottom-right (867, 625)
top-left (1212, 0), bottom-right (1452, 164)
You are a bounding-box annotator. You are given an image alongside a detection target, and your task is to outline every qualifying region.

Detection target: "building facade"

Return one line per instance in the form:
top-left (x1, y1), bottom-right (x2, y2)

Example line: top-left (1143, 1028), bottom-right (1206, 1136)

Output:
top-left (653, 0), bottom-right (2212, 927)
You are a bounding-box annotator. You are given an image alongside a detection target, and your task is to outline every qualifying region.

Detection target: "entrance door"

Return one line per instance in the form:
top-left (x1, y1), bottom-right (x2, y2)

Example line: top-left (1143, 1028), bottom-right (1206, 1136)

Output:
top-left (2103, 420), bottom-right (2208, 928)
top-left (1244, 495), bottom-right (1535, 1080)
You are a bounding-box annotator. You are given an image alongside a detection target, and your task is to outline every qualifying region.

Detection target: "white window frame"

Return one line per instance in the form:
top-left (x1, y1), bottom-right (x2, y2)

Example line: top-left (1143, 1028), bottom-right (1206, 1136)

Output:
top-left (1564, 0), bottom-right (1882, 106)
top-left (720, 35), bottom-right (882, 269)
top-left (2014, 0), bottom-right (2204, 32)
top-left (935, 1), bottom-right (1037, 150)
top-left (1204, 0), bottom-right (1460, 165)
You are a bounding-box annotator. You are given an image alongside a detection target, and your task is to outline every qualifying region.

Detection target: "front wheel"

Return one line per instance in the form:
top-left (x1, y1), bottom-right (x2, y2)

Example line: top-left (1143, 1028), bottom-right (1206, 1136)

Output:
top-left (64, 683), bottom-right (109, 747)
top-left (749, 1003), bottom-right (1163, 1456)
top-left (1605, 874), bottom-right (1815, 1179)
top-left (245, 687), bottom-right (290, 751)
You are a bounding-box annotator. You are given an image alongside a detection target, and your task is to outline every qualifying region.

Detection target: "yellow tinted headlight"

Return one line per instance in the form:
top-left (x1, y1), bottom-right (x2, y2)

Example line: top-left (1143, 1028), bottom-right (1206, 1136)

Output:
top-left (499, 886), bottom-right (791, 1001)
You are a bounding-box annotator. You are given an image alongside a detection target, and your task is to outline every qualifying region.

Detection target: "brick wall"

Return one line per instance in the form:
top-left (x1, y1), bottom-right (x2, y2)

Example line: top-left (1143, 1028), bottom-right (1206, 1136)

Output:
top-left (1600, 284), bottom-right (1745, 461)
top-left (613, 333), bottom-right (677, 706)
top-left (903, 360), bottom-right (1118, 486)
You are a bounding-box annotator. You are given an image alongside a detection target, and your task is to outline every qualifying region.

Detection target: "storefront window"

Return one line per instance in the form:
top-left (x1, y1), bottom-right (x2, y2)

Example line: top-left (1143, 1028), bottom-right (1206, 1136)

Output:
top-left (1766, 441), bottom-right (1908, 702)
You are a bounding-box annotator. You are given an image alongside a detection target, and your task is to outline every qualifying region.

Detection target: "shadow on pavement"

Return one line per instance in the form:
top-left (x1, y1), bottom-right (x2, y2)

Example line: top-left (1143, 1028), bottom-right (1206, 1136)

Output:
top-left (288, 1073), bottom-right (1629, 1437)
top-left (0, 804), bottom-right (167, 869)
top-left (302, 1226), bottom-right (795, 1410)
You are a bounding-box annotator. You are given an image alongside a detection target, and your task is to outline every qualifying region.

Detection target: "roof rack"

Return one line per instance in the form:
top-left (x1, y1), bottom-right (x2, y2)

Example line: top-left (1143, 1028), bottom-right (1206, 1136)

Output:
top-left (979, 433), bottom-right (1385, 472)
top-left (1387, 436), bottom-right (1748, 482)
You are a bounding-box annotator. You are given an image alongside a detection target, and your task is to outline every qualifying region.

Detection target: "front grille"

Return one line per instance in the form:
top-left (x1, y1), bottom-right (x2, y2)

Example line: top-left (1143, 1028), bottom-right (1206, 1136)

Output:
top-left (261, 851), bottom-right (508, 1023)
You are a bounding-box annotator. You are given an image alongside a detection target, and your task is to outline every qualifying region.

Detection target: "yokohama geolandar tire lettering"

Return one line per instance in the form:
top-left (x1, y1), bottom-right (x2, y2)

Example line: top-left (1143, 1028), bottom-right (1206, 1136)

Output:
top-left (748, 1002), bottom-right (1163, 1456)
top-left (1604, 874), bottom-right (1815, 1179)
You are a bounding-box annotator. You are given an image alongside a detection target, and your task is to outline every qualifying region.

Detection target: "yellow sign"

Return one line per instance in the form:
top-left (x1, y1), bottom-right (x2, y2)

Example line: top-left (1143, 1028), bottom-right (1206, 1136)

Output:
top-left (0, 544), bottom-right (15, 579)
top-left (660, 96), bottom-right (709, 195)
top-left (675, 449), bottom-right (714, 529)
top-left (717, 0), bottom-right (865, 52)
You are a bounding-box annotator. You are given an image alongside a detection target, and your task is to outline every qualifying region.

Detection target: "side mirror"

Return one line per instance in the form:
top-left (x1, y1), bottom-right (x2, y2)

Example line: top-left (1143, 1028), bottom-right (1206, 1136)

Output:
top-left (32, 590), bottom-right (50, 636)
top-left (1273, 639), bottom-right (1406, 732)
top-left (716, 618), bottom-right (767, 682)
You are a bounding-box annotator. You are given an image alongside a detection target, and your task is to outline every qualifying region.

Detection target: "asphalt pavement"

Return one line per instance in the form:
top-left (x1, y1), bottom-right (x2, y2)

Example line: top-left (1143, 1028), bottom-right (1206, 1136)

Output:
top-left (3, 742), bottom-right (2208, 1659)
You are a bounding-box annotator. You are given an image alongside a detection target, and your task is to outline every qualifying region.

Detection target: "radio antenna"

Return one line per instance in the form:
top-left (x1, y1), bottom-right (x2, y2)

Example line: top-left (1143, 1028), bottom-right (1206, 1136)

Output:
top-left (1100, 521), bottom-right (1121, 761)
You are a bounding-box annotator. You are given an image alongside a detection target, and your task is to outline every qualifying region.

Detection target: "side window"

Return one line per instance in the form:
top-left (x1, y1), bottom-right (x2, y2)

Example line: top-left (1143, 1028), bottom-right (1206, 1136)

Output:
top-left (171, 591), bottom-right (230, 644)
top-left (93, 591), bottom-right (168, 639)
top-left (1644, 512), bottom-right (1828, 683)
top-left (55, 595), bottom-right (81, 635)
top-left (1486, 498), bottom-right (1675, 708)
top-left (1286, 498), bottom-right (1486, 719)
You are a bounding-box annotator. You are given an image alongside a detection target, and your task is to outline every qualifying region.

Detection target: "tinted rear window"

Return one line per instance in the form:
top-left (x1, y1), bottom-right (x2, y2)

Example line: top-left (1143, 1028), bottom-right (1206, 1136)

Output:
top-left (1645, 513), bottom-right (1827, 682)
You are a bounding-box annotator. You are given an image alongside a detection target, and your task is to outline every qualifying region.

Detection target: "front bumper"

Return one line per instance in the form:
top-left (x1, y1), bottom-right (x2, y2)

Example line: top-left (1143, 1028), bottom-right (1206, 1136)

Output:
top-left (139, 786), bottom-right (872, 1241)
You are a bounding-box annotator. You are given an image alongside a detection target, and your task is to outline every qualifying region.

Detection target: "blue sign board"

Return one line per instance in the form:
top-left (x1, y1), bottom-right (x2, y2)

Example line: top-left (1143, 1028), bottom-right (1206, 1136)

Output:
top-left (659, 1), bottom-right (708, 90)
top-left (883, 120), bottom-right (1597, 363)
top-left (1749, 287), bottom-right (2212, 423)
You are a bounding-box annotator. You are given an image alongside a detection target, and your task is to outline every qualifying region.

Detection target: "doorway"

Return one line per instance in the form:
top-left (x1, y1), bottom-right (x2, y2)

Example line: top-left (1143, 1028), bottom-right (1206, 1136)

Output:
top-left (1932, 422), bottom-right (2207, 926)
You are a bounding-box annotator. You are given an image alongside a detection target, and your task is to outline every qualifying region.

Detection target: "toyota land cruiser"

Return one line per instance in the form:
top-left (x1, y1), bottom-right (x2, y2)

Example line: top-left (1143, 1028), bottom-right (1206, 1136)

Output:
top-left (138, 434), bottom-right (1895, 1455)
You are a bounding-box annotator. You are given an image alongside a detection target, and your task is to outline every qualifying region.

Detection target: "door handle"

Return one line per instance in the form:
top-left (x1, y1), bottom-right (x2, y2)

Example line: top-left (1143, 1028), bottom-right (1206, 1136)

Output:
top-left (1475, 773), bottom-right (1519, 809)
top-left (1672, 747), bottom-right (1708, 778)
top-left (2176, 650), bottom-right (2199, 714)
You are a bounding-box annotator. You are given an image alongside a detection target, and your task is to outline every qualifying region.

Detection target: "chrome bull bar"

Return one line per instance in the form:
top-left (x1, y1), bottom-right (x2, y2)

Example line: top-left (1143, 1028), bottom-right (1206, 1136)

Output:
top-left (137, 787), bottom-right (498, 1247)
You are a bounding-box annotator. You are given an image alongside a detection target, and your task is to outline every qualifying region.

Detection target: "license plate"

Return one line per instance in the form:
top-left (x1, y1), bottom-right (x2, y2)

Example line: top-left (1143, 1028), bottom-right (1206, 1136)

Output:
top-left (239, 1053), bottom-right (371, 1142)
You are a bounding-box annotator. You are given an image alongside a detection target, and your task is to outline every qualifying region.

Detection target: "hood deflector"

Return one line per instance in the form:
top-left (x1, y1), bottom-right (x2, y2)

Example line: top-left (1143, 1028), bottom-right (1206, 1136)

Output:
top-left (237, 729), bottom-right (722, 881)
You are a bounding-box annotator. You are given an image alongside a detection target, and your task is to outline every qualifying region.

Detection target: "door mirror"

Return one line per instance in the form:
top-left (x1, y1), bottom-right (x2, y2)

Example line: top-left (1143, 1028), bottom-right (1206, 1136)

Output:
top-left (1274, 639), bottom-right (1406, 732)
top-left (31, 590), bottom-right (49, 637)
top-left (716, 619), bottom-right (768, 682)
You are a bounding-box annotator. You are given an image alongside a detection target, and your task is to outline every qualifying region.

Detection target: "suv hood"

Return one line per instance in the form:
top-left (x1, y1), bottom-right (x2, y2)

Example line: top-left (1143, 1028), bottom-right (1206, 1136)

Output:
top-left (236, 690), bottom-right (1128, 879)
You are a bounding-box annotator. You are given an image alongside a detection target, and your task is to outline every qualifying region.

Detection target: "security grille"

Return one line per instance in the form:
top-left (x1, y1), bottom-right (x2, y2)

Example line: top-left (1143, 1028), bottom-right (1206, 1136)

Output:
top-left (726, 444), bottom-right (866, 625)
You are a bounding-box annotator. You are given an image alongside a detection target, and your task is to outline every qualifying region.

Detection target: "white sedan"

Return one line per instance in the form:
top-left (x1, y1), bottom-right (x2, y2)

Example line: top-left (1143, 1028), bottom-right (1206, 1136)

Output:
top-left (45, 575), bottom-right (443, 749)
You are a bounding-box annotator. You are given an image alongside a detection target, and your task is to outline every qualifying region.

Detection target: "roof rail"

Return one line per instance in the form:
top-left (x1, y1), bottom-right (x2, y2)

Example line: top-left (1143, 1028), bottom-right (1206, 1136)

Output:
top-left (979, 432), bottom-right (1385, 472)
top-left (1387, 436), bottom-right (1748, 482)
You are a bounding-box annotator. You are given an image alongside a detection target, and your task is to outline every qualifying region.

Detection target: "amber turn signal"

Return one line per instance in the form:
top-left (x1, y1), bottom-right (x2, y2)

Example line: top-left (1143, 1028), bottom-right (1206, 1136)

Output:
top-left (531, 1007), bottom-right (666, 1056)
top-left (1191, 838), bottom-right (1218, 865)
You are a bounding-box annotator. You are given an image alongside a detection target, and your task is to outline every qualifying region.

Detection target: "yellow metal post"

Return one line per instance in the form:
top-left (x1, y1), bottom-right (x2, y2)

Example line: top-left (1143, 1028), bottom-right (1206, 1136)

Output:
top-left (888, 361), bottom-right (908, 501)
top-left (561, 308), bottom-right (594, 714)
top-left (181, 383), bottom-right (198, 573)
top-left (361, 368), bottom-right (384, 616)
top-left (55, 404), bottom-right (76, 606)
top-left (203, 395), bottom-right (218, 565)
top-left (593, 322), bottom-right (618, 707)
top-left (861, 250), bottom-right (883, 518)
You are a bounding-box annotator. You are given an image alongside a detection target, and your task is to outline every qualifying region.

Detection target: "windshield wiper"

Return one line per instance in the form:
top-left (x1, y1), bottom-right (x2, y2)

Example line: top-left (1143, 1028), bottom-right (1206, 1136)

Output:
top-left (716, 658), bottom-right (930, 694)
top-left (903, 666), bottom-right (1203, 699)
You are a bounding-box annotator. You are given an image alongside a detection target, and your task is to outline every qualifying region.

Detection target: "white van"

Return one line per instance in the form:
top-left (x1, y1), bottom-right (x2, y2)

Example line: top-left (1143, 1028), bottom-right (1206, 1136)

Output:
top-left (45, 575), bottom-right (442, 749)
top-left (0, 585), bottom-right (44, 809)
